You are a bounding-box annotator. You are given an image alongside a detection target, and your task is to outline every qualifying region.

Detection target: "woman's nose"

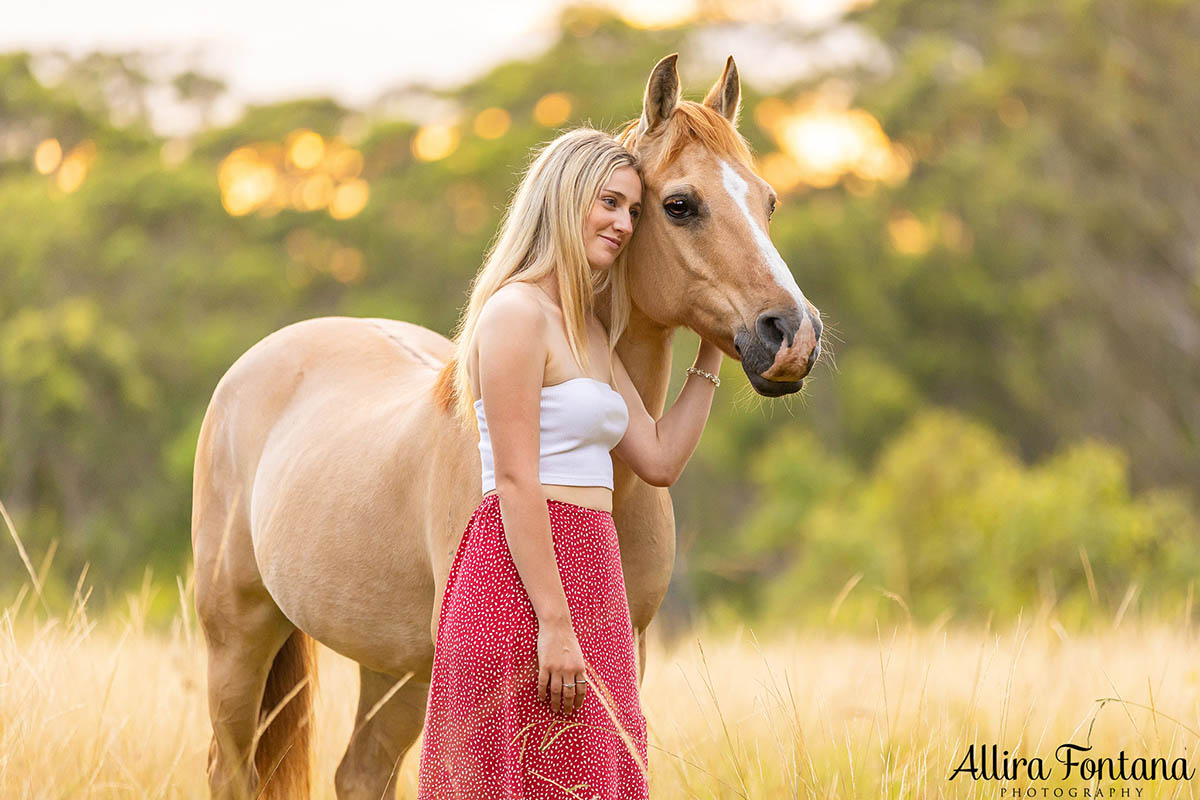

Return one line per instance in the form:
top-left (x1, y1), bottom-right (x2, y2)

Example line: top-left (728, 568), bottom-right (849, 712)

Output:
top-left (613, 212), bottom-right (633, 234)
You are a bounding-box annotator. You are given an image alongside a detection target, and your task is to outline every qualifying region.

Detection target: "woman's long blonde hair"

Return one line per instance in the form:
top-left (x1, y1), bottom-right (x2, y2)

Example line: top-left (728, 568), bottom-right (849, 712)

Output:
top-left (437, 128), bottom-right (640, 425)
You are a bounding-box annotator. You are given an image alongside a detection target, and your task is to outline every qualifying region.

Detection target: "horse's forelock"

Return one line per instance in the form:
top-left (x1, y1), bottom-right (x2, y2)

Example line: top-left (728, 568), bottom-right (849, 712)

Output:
top-left (619, 101), bottom-right (754, 174)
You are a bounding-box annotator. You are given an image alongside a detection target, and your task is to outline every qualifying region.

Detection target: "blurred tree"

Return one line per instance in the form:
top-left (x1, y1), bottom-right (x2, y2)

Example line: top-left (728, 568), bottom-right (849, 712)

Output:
top-left (171, 70), bottom-right (227, 129)
top-left (1, 3), bottom-right (1198, 628)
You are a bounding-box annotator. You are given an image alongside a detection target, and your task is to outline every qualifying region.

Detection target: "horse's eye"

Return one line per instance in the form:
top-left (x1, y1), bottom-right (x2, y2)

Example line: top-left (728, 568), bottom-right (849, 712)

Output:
top-left (664, 197), bottom-right (692, 219)
top-left (769, 199), bottom-right (777, 219)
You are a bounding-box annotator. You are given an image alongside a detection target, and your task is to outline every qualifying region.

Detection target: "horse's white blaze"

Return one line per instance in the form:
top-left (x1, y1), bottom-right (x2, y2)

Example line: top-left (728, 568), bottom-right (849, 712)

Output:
top-left (720, 159), bottom-right (808, 311)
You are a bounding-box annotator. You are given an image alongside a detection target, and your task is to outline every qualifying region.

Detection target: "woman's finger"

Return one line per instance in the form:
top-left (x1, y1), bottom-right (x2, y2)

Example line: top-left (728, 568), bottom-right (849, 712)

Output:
top-left (575, 674), bottom-right (588, 705)
top-left (538, 666), bottom-right (549, 706)
top-left (549, 672), bottom-right (562, 714)
top-left (561, 675), bottom-right (576, 715)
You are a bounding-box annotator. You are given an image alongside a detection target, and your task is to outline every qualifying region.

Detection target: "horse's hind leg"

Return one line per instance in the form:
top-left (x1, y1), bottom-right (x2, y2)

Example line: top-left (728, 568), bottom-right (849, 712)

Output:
top-left (194, 479), bottom-right (296, 799)
top-left (335, 664), bottom-right (433, 799)
top-left (200, 590), bottom-right (296, 799)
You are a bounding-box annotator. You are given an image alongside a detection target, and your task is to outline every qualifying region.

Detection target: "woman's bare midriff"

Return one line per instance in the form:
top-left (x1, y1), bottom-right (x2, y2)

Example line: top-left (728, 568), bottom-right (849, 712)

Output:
top-left (482, 484), bottom-right (613, 514)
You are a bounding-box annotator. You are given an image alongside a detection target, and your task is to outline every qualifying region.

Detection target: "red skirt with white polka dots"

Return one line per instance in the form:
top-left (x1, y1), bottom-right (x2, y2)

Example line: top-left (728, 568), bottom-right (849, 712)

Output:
top-left (417, 493), bottom-right (650, 799)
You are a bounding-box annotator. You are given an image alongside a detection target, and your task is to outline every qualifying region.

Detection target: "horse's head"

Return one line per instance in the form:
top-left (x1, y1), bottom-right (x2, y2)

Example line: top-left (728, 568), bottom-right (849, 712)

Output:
top-left (620, 54), bottom-right (822, 397)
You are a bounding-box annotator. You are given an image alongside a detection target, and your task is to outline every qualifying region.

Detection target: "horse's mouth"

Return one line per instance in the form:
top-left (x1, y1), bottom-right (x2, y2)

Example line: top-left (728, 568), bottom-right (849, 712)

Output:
top-left (745, 371), bottom-right (803, 397)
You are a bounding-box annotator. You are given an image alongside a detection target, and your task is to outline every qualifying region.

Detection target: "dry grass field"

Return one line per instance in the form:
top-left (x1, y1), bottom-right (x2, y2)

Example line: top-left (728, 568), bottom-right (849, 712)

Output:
top-left (3, 571), bottom-right (1200, 798)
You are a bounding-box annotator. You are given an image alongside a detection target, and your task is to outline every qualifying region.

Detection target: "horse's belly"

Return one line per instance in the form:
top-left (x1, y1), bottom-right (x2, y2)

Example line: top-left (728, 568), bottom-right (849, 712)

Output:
top-left (250, 403), bottom-right (438, 674)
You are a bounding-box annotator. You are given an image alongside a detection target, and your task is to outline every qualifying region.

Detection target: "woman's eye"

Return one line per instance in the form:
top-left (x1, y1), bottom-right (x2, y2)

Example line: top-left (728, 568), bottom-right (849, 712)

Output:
top-left (603, 197), bottom-right (616, 207)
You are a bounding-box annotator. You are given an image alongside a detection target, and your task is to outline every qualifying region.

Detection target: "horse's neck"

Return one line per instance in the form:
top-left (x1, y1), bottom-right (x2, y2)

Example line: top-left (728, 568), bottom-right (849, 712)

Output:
top-left (616, 302), bottom-right (675, 418)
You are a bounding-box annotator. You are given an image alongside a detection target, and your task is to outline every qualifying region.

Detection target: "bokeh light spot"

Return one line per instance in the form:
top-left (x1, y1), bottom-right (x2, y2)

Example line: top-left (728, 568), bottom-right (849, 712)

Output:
top-left (765, 99), bottom-right (910, 191)
top-left (300, 173), bottom-right (334, 211)
top-left (412, 124), bottom-right (460, 162)
top-left (329, 179), bottom-right (370, 220)
top-left (326, 146), bottom-right (364, 181)
top-left (55, 141), bottom-right (96, 194)
top-left (474, 107), bottom-right (511, 140)
top-left (288, 130), bottom-right (325, 170)
top-left (888, 210), bottom-right (931, 256)
top-left (34, 139), bottom-right (62, 174)
top-left (533, 93), bottom-right (572, 127)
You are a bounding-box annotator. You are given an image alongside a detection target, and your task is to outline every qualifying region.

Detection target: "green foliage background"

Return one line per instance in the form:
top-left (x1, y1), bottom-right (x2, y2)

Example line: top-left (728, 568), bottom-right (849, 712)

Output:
top-left (2, 2), bottom-right (1198, 632)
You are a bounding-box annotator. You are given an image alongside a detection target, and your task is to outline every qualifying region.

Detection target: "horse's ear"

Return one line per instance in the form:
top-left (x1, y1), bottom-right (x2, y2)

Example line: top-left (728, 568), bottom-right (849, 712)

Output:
top-left (703, 55), bottom-right (741, 126)
top-left (638, 53), bottom-right (680, 136)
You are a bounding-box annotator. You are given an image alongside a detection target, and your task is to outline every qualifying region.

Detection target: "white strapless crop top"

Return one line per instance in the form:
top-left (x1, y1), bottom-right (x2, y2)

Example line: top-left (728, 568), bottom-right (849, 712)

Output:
top-left (475, 377), bottom-right (630, 493)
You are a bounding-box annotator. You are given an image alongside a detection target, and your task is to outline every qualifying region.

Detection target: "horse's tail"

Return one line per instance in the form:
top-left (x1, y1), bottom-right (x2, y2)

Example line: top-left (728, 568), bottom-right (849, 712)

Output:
top-left (255, 629), bottom-right (318, 799)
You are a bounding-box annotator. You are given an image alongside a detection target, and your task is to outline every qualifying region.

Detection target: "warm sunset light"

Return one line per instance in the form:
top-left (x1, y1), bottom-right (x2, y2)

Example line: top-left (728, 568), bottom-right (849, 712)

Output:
top-left (614, 0), bottom-right (695, 28)
top-left (474, 107), bottom-right (511, 139)
top-left (34, 138), bottom-right (62, 175)
top-left (753, 98), bottom-right (791, 132)
top-left (533, 93), bottom-right (571, 127)
top-left (55, 141), bottom-right (97, 194)
top-left (288, 129), bottom-right (325, 170)
top-left (611, 0), bottom-right (875, 29)
top-left (299, 173), bottom-right (334, 211)
top-left (887, 209), bottom-right (931, 256)
top-left (326, 144), bottom-right (364, 181)
top-left (219, 137), bottom-right (367, 218)
top-left (222, 162), bottom-right (276, 217)
top-left (412, 123), bottom-right (460, 162)
top-left (762, 97), bottom-right (911, 192)
top-left (329, 179), bottom-right (369, 220)
top-left (758, 152), bottom-right (804, 194)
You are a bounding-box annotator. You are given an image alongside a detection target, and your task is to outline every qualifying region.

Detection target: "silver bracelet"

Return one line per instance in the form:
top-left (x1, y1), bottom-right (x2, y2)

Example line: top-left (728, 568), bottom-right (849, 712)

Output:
top-left (686, 366), bottom-right (720, 387)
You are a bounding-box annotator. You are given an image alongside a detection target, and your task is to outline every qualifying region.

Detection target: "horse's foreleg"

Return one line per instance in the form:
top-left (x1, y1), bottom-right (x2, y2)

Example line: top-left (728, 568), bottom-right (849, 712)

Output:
top-left (335, 663), bottom-right (433, 800)
top-left (202, 602), bottom-right (295, 800)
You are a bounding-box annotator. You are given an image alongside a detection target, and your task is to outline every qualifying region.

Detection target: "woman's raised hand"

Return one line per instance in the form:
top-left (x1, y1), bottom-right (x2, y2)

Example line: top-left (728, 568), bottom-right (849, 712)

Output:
top-left (536, 615), bottom-right (588, 715)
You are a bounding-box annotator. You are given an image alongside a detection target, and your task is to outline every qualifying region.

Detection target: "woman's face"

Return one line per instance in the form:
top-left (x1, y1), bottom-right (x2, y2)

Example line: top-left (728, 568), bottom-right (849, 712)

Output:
top-left (583, 165), bottom-right (642, 271)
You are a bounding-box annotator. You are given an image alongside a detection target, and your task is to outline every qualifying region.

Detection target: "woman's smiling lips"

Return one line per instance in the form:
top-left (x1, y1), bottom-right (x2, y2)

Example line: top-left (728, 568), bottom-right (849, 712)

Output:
top-left (600, 234), bottom-right (621, 250)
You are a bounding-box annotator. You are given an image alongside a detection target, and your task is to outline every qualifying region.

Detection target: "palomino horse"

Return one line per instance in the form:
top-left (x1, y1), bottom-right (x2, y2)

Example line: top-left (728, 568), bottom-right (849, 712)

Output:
top-left (192, 53), bottom-right (821, 799)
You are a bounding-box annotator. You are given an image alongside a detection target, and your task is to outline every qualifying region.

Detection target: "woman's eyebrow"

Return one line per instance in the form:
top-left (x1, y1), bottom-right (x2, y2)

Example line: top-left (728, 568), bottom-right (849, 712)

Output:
top-left (604, 189), bottom-right (642, 207)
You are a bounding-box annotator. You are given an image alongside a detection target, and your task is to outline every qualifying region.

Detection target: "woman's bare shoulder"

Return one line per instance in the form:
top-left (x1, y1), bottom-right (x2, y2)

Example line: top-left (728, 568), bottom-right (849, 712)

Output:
top-left (478, 282), bottom-right (547, 339)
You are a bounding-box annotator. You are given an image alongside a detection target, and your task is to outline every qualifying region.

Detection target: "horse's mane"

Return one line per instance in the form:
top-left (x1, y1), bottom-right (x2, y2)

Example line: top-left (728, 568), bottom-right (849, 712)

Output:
top-left (432, 357), bottom-right (461, 417)
top-left (618, 100), bottom-right (755, 172)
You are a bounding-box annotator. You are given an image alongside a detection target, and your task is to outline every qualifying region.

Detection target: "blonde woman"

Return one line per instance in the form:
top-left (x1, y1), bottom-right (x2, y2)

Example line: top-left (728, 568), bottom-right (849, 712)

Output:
top-left (417, 128), bottom-right (723, 798)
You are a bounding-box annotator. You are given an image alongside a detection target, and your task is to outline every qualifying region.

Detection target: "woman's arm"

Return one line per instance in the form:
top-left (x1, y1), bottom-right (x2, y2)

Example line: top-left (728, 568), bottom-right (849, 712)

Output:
top-left (477, 289), bottom-right (571, 625)
top-left (476, 287), bottom-right (588, 715)
top-left (610, 338), bottom-right (723, 487)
